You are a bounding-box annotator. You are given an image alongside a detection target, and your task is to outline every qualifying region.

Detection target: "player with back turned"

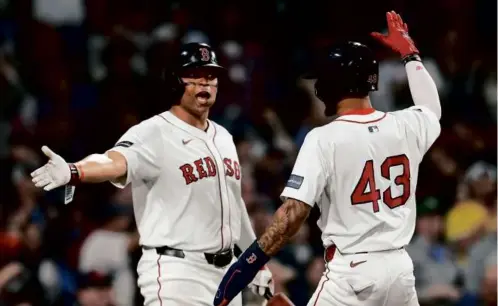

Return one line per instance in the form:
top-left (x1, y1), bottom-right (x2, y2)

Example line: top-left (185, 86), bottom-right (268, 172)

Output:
top-left (214, 11), bottom-right (442, 306)
top-left (30, 43), bottom-right (274, 305)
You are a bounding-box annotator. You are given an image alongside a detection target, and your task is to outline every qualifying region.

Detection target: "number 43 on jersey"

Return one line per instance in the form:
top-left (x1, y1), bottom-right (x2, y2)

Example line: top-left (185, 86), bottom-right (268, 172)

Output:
top-left (351, 154), bottom-right (411, 212)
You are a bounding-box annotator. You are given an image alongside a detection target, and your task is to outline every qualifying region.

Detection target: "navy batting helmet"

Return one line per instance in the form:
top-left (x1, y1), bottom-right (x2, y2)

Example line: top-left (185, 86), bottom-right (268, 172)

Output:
top-left (167, 42), bottom-right (226, 99)
top-left (304, 41), bottom-right (378, 108)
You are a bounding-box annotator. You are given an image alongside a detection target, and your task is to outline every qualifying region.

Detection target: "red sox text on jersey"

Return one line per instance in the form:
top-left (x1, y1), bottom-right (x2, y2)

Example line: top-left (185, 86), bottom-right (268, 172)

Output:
top-left (180, 158), bottom-right (241, 184)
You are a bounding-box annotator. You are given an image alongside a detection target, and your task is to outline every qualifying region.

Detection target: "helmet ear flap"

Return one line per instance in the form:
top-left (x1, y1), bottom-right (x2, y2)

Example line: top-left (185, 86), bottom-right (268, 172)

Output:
top-left (164, 71), bottom-right (186, 103)
top-left (314, 79), bottom-right (326, 102)
top-left (172, 72), bottom-right (185, 93)
top-left (314, 83), bottom-right (322, 102)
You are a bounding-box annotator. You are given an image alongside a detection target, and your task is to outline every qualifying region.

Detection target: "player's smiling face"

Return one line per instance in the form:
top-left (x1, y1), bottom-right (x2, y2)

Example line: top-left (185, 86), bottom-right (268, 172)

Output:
top-left (180, 67), bottom-right (219, 116)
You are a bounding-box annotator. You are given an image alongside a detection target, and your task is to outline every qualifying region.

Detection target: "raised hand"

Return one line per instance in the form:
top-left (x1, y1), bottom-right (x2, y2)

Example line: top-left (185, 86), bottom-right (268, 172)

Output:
top-left (371, 11), bottom-right (419, 58)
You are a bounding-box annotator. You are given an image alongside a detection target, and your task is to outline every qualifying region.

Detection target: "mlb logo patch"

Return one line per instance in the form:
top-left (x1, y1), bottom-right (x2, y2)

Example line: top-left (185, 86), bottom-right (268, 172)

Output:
top-left (286, 174), bottom-right (304, 189)
top-left (368, 126), bottom-right (379, 133)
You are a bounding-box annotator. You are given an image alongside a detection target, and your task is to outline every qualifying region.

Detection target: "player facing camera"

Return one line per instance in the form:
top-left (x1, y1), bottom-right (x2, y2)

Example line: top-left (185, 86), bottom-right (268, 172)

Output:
top-left (166, 42), bottom-right (226, 119)
top-left (31, 40), bottom-right (275, 305)
top-left (303, 41), bottom-right (379, 116)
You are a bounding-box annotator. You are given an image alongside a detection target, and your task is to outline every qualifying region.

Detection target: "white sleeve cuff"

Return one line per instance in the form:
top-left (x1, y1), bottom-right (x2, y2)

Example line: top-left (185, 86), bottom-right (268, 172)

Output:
top-left (280, 187), bottom-right (315, 207)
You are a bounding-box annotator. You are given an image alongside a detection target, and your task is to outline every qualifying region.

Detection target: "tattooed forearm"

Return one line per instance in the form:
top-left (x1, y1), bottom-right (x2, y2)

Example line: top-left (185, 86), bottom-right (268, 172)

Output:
top-left (258, 198), bottom-right (311, 256)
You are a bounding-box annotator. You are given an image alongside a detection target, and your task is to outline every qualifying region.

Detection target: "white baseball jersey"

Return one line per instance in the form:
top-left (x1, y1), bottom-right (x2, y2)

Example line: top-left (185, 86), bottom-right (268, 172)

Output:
top-left (281, 106), bottom-right (441, 254)
top-left (109, 111), bottom-right (243, 253)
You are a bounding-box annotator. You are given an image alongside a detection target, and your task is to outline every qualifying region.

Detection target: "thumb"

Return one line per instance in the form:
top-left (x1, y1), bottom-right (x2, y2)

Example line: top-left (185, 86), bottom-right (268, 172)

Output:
top-left (41, 146), bottom-right (56, 159)
top-left (370, 32), bottom-right (389, 45)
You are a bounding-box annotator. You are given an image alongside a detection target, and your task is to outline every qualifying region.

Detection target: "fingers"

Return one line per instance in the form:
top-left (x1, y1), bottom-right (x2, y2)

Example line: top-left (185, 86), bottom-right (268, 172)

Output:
top-left (386, 10), bottom-right (407, 31)
top-left (35, 178), bottom-right (51, 188)
top-left (395, 12), bottom-right (404, 25)
top-left (32, 170), bottom-right (53, 188)
top-left (249, 284), bottom-right (267, 297)
top-left (44, 182), bottom-right (58, 191)
top-left (31, 165), bottom-right (47, 178)
top-left (258, 286), bottom-right (266, 296)
top-left (41, 146), bottom-right (55, 159)
top-left (386, 11), bottom-right (395, 31)
top-left (31, 165), bottom-right (57, 189)
top-left (32, 172), bottom-right (49, 185)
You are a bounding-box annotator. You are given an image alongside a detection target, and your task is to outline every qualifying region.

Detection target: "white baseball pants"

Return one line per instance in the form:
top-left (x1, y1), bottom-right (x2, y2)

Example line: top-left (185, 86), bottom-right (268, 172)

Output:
top-left (137, 247), bottom-right (242, 306)
top-left (308, 247), bottom-right (419, 306)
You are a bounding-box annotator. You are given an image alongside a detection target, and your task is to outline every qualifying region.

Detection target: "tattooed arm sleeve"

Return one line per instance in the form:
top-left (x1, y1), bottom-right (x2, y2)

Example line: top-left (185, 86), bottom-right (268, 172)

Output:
top-left (260, 129), bottom-right (330, 256)
top-left (258, 198), bottom-right (312, 256)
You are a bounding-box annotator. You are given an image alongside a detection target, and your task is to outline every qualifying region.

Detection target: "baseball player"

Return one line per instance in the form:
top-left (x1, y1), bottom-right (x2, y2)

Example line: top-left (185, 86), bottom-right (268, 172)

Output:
top-left (214, 11), bottom-right (441, 306)
top-left (30, 42), bottom-right (273, 305)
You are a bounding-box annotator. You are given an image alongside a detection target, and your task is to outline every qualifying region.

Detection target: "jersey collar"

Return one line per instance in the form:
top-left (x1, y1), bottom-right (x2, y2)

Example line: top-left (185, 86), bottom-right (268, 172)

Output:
top-left (160, 111), bottom-right (215, 140)
top-left (339, 108), bottom-right (376, 116)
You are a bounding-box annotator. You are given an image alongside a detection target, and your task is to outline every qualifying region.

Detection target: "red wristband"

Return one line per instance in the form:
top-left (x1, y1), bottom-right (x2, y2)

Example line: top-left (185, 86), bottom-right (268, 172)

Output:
top-left (68, 163), bottom-right (81, 185)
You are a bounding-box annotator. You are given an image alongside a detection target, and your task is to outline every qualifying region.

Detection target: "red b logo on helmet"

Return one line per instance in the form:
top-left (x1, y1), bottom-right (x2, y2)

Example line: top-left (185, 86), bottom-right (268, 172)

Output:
top-left (199, 48), bottom-right (210, 61)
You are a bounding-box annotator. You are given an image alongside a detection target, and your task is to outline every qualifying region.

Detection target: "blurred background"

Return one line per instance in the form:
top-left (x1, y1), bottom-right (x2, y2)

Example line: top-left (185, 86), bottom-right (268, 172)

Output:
top-left (0, 0), bottom-right (496, 305)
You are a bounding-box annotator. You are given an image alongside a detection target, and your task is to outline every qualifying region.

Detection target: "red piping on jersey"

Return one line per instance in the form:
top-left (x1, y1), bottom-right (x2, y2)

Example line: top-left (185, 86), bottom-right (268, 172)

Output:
top-left (203, 125), bottom-right (231, 252)
top-left (156, 255), bottom-right (163, 306)
top-left (210, 126), bottom-right (233, 250)
top-left (210, 125), bottom-right (226, 252)
top-left (313, 264), bottom-right (330, 306)
top-left (335, 112), bottom-right (387, 124)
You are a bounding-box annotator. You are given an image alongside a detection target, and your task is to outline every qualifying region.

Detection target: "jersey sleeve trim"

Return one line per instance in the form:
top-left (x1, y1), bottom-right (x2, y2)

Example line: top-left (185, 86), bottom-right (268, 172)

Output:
top-left (334, 112), bottom-right (387, 124)
top-left (279, 193), bottom-right (314, 207)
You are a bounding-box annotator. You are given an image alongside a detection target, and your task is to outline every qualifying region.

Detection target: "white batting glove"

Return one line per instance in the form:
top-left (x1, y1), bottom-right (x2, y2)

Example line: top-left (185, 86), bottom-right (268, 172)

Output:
top-left (249, 267), bottom-right (274, 298)
top-left (30, 146), bottom-right (71, 191)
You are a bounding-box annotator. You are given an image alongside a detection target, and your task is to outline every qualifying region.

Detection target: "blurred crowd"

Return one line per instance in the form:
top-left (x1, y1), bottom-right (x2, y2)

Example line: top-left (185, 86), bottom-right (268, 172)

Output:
top-left (0, 0), bottom-right (496, 305)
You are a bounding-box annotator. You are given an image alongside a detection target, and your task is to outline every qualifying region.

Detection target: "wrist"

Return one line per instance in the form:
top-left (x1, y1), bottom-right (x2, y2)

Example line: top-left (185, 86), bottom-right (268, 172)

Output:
top-left (68, 163), bottom-right (83, 184)
top-left (240, 240), bottom-right (271, 271)
top-left (402, 53), bottom-right (421, 65)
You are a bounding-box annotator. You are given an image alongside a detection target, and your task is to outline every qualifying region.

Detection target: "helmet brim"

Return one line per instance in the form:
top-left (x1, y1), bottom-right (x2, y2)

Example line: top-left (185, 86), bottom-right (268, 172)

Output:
top-left (181, 62), bottom-right (226, 76)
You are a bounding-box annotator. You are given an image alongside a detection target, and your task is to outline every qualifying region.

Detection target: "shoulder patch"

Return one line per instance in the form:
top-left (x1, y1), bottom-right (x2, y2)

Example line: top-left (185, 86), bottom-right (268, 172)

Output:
top-left (286, 174), bottom-right (304, 189)
top-left (115, 141), bottom-right (134, 148)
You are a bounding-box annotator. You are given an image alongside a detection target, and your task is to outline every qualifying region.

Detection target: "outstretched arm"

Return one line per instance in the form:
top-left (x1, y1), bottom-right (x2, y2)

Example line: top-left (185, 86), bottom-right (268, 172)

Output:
top-left (32, 122), bottom-right (163, 191)
top-left (258, 198), bottom-right (311, 256)
top-left (74, 151), bottom-right (128, 183)
top-left (31, 146), bottom-right (127, 191)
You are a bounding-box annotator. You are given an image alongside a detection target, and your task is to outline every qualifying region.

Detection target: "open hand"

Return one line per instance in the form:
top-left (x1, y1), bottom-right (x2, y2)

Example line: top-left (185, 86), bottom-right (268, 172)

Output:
top-left (371, 11), bottom-right (419, 58)
top-left (31, 146), bottom-right (70, 191)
